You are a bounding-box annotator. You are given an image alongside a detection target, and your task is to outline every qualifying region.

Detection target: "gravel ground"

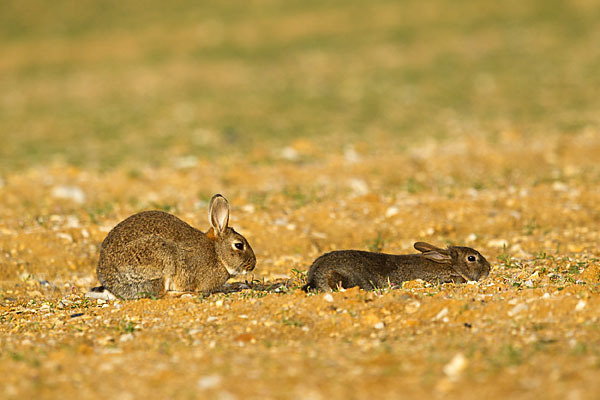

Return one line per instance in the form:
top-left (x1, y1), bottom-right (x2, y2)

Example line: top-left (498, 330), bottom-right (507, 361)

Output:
top-left (1, 133), bottom-right (600, 399)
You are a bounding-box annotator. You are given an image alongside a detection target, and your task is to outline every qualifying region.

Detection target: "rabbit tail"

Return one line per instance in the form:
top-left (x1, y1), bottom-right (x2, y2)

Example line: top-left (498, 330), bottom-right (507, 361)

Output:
top-left (85, 285), bottom-right (117, 301)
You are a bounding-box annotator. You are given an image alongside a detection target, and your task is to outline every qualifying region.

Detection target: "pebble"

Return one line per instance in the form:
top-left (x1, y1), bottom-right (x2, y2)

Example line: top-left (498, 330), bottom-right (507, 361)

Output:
top-left (434, 307), bottom-right (448, 321)
top-left (51, 185), bottom-right (86, 204)
top-left (280, 147), bottom-right (299, 161)
top-left (385, 206), bottom-right (399, 218)
top-left (207, 316), bottom-right (218, 323)
top-left (323, 293), bottom-right (334, 303)
top-left (552, 181), bottom-right (569, 192)
top-left (443, 353), bottom-right (467, 381)
top-left (575, 300), bottom-right (586, 311)
top-left (197, 374), bottom-right (222, 389)
top-left (344, 145), bottom-right (361, 163)
top-left (348, 178), bottom-right (369, 196)
top-left (508, 303), bottom-right (528, 316)
top-left (120, 333), bottom-right (134, 342)
top-left (65, 215), bottom-right (81, 228)
top-left (56, 232), bottom-right (74, 242)
top-left (404, 300), bottom-right (421, 314)
top-left (374, 322), bottom-right (385, 330)
top-left (487, 238), bottom-right (509, 248)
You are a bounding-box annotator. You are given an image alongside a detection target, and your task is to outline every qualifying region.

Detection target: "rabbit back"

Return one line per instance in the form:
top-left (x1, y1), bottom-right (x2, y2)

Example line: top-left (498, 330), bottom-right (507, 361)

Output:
top-left (97, 211), bottom-right (225, 299)
top-left (303, 249), bottom-right (475, 292)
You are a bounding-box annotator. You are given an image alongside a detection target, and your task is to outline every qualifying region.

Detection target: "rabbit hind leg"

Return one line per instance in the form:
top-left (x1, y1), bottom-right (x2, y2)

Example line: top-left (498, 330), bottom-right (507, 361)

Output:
top-left (326, 270), bottom-right (357, 291)
top-left (104, 264), bottom-right (167, 300)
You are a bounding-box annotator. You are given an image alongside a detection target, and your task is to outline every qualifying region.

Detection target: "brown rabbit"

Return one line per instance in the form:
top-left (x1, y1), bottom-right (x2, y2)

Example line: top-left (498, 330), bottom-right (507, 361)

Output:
top-left (89, 194), bottom-right (256, 300)
top-left (302, 242), bottom-right (490, 292)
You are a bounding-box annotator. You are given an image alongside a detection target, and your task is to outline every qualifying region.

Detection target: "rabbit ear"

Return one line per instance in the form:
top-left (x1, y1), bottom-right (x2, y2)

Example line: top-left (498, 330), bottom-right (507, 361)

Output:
top-left (414, 242), bottom-right (443, 253)
top-left (209, 194), bottom-right (229, 234)
top-left (421, 250), bottom-right (452, 264)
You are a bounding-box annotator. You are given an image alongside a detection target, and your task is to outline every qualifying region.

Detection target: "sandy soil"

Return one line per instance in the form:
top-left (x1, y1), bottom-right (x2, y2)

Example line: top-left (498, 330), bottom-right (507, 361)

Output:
top-left (1, 133), bottom-right (600, 399)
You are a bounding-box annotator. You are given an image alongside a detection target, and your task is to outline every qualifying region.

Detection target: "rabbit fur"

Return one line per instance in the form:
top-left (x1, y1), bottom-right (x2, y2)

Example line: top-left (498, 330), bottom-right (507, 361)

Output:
top-left (92, 194), bottom-right (256, 300)
top-left (303, 242), bottom-right (490, 292)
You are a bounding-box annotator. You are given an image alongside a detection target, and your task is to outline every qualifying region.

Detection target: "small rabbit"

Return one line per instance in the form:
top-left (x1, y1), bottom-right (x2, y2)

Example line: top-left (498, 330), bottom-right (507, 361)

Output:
top-left (90, 194), bottom-right (256, 300)
top-left (302, 242), bottom-right (490, 292)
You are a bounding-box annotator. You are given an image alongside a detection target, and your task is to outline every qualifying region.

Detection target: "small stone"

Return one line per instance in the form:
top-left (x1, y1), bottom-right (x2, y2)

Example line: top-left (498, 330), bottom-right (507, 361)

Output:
top-left (120, 333), bottom-right (134, 342)
top-left (241, 204), bottom-right (255, 213)
top-left (575, 300), bottom-right (586, 311)
top-left (198, 374), bottom-right (222, 390)
top-left (434, 307), bottom-right (448, 321)
top-left (206, 316), bottom-right (218, 323)
top-left (524, 280), bottom-right (534, 288)
top-left (280, 147), bottom-right (299, 161)
top-left (65, 215), bottom-right (81, 228)
top-left (443, 353), bottom-right (468, 381)
top-left (348, 178), bottom-right (369, 196)
top-left (215, 300), bottom-right (223, 307)
top-left (385, 206), bottom-right (399, 218)
top-left (51, 185), bottom-right (86, 204)
top-left (487, 239), bottom-right (509, 248)
top-left (552, 181), bottom-right (568, 192)
top-left (508, 303), bottom-right (528, 316)
top-left (323, 293), bottom-right (334, 303)
top-left (344, 145), bottom-right (361, 163)
top-left (466, 233), bottom-right (477, 243)
top-left (374, 322), bottom-right (385, 330)
top-left (404, 300), bottom-right (421, 314)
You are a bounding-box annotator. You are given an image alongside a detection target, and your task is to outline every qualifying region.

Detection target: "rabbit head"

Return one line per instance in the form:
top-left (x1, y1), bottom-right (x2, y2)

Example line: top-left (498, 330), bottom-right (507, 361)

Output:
top-left (207, 194), bottom-right (256, 276)
top-left (414, 242), bottom-right (490, 282)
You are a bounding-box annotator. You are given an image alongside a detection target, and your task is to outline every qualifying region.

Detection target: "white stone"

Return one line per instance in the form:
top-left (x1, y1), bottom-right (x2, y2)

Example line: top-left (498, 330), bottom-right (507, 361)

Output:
top-left (434, 307), bottom-right (448, 321)
top-left (552, 181), bottom-right (569, 192)
top-left (508, 303), bottom-right (528, 316)
top-left (348, 178), bottom-right (369, 196)
top-left (385, 206), bottom-right (399, 218)
top-left (487, 238), bottom-right (509, 248)
top-left (575, 300), bottom-right (586, 311)
top-left (323, 293), bottom-right (334, 303)
top-left (51, 185), bottom-right (86, 204)
top-left (443, 353), bottom-right (468, 380)
top-left (197, 374), bottom-right (222, 390)
top-left (119, 333), bottom-right (134, 342)
top-left (280, 147), bottom-right (299, 161)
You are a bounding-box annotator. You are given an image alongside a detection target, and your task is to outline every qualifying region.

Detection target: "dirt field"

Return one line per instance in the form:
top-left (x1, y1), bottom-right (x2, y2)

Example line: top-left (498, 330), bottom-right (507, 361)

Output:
top-left (2, 1), bottom-right (600, 399)
top-left (1, 133), bottom-right (599, 399)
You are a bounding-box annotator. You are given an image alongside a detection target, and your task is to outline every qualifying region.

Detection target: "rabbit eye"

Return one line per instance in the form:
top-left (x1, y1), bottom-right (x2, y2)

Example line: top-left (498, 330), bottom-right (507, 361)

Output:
top-left (467, 255), bottom-right (476, 262)
top-left (233, 242), bottom-right (244, 250)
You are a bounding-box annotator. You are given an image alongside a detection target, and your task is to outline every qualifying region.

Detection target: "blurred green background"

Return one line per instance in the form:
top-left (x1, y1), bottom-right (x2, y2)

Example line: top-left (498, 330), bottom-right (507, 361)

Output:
top-left (1, 0), bottom-right (599, 172)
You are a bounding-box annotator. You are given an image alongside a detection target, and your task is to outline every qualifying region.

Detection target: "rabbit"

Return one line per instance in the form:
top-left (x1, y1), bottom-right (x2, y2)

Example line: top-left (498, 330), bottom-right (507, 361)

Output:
top-left (302, 241), bottom-right (490, 292)
top-left (89, 194), bottom-right (256, 300)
